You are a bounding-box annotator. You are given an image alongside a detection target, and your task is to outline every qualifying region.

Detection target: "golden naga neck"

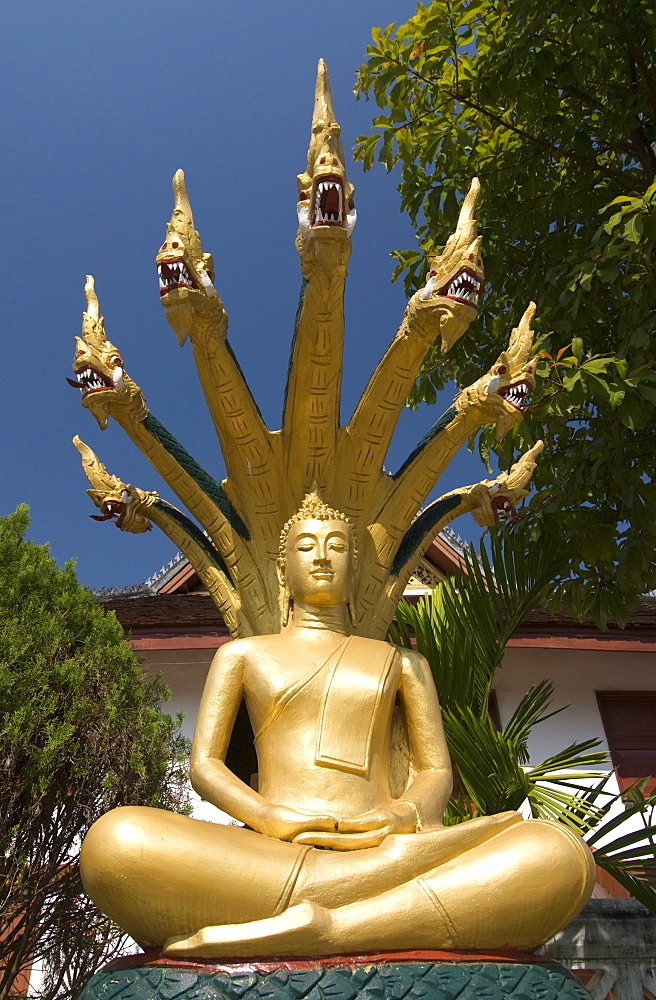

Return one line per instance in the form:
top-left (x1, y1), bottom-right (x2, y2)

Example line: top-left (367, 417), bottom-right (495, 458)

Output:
top-left (291, 601), bottom-right (348, 634)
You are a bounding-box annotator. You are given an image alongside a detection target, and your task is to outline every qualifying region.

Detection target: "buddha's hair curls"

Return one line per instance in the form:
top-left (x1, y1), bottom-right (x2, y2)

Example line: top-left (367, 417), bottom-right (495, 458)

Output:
top-left (277, 487), bottom-right (357, 577)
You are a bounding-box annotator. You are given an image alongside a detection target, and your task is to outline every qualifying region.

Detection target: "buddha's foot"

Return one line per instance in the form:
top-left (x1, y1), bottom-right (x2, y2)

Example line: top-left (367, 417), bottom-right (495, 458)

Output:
top-left (163, 902), bottom-right (334, 959)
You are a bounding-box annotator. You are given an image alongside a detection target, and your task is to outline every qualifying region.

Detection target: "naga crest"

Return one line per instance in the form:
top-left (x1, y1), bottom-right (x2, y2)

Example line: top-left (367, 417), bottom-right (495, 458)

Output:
top-left (415, 179), bottom-right (484, 355)
top-left (73, 436), bottom-right (154, 533)
top-left (68, 277), bottom-right (147, 430)
top-left (156, 170), bottom-right (219, 346)
top-left (72, 60), bottom-right (544, 640)
top-left (455, 302), bottom-right (538, 440)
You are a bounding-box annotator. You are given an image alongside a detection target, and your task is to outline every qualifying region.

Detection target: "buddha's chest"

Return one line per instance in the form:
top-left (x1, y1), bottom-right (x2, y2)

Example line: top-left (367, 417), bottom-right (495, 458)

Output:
top-left (242, 635), bottom-right (348, 725)
top-left (243, 635), bottom-right (401, 790)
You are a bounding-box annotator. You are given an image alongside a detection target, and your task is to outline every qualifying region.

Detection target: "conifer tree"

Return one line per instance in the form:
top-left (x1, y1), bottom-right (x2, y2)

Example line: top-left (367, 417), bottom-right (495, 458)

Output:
top-left (0, 506), bottom-right (190, 1000)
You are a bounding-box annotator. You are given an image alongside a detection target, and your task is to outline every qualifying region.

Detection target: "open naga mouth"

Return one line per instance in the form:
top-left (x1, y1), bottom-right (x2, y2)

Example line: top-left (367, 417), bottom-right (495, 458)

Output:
top-left (313, 175), bottom-right (343, 226)
top-left (438, 267), bottom-right (482, 308)
top-left (157, 258), bottom-right (198, 296)
top-left (498, 380), bottom-right (532, 412)
top-left (491, 495), bottom-right (518, 523)
top-left (67, 366), bottom-right (113, 397)
top-left (90, 496), bottom-right (129, 527)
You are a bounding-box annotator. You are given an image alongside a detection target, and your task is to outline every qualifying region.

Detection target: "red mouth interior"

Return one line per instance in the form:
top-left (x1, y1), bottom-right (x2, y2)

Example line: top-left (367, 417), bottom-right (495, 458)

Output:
top-left (437, 266), bottom-right (482, 308)
top-left (491, 495), bottom-right (518, 522)
top-left (67, 366), bottom-right (112, 396)
top-left (157, 258), bottom-right (198, 296)
top-left (498, 380), bottom-right (532, 412)
top-left (312, 175), bottom-right (344, 227)
top-left (90, 500), bottom-right (126, 527)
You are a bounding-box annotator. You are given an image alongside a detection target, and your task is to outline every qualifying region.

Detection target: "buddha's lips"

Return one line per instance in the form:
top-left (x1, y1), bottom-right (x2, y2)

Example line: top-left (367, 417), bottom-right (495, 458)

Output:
top-left (437, 266), bottom-right (482, 308)
top-left (498, 380), bottom-right (532, 412)
top-left (67, 366), bottom-right (113, 397)
top-left (312, 175), bottom-right (344, 227)
top-left (158, 258), bottom-right (198, 296)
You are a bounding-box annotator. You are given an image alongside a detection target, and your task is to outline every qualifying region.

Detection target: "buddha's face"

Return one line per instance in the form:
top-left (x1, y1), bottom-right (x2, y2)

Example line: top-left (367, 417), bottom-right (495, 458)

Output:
top-left (283, 518), bottom-right (353, 608)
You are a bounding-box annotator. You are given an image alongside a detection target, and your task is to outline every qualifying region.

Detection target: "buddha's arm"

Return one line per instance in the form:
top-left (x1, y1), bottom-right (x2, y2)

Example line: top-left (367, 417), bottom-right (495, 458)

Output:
top-left (394, 647), bottom-right (453, 829)
top-left (190, 641), bottom-right (338, 841)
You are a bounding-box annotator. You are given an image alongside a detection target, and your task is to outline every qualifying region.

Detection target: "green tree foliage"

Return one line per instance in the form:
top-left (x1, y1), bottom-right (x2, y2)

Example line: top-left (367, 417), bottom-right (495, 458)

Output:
top-left (355, 0), bottom-right (656, 626)
top-left (389, 526), bottom-right (656, 909)
top-left (0, 507), bottom-right (190, 1000)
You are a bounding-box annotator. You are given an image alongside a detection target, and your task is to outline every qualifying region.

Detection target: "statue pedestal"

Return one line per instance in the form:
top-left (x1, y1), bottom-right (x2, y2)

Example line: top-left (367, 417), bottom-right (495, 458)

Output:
top-left (79, 951), bottom-right (591, 1000)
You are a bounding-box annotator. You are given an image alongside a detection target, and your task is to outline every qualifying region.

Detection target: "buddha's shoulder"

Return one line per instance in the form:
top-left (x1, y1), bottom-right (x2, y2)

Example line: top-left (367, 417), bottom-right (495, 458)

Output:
top-left (220, 633), bottom-right (282, 652)
top-left (353, 637), bottom-right (424, 673)
top-left (388, 642), bottom-right (431, 675)
top-left (355, 636), bottom-right (405, 657)
top-left (216, 632), bottom-right (297, 661)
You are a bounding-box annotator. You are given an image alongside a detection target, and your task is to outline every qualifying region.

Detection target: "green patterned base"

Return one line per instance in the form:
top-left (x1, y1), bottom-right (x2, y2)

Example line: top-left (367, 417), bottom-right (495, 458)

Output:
top-left (79, 955), bottom-right (591, 1000)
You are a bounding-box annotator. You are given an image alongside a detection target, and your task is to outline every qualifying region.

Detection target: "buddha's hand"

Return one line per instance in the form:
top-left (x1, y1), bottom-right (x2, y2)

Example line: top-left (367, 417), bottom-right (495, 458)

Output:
top-left (258, 803), bottom-right (338, 842)
top-left (337, 801), bottom-right (418, 837)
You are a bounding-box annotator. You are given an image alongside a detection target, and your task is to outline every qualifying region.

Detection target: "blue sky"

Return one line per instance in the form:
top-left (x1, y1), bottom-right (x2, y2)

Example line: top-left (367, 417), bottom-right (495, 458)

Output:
top-left (1, 1), bottom-right (484, 590)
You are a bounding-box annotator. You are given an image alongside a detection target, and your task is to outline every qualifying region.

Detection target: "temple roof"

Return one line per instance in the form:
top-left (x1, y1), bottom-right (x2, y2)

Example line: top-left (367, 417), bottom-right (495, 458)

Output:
top-left (100, 591), bottom-right (656, 653)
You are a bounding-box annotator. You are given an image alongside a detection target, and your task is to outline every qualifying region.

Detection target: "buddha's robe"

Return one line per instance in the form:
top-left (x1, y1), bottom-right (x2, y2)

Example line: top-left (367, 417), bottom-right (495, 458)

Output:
top-left (81, 637), bottom-right (595, 952)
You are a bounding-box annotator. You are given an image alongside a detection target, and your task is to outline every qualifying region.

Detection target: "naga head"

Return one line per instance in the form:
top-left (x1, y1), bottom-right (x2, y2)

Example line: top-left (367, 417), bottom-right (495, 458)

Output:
top-left (296, 60), bottom-right (356, 275)
top-left (469, 441), bottom-right (544, 526)
top-left (68, 277), bottom-right (147, 430)
top-left (414, 178), bottom-right (484, 355)
top-left (156, 169), bottom-right (218, 345)
top-left (73, 436), bottom-right (155, 533)
top-left (456, 302), bottom-right (539, 440)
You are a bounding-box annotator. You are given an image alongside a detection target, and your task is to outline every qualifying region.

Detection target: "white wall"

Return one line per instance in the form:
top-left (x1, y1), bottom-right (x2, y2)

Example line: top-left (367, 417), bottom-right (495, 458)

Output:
top-left (495, 646), bottom-right (656, 848)
top-left (496, 647), bottom-right (656, 766)
top-left (142, 647), bottom-right (216, 744)
top-left (141, 646), bottom-right (235, 823)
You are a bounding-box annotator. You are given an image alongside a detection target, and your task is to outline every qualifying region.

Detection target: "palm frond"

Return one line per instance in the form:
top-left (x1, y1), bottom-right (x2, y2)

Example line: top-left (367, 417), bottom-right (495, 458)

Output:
top-left (390, 526), bottom-right (656, 913)
top-left (391, 525), bottom-right (568, 716)
top-left (527, 741), bottom-right (609, 777)
top-left (503, 680), bottom-right (566, 764)
top-left (444, 707), bottom-right (530, 814)
top-left (586, 784), bottom-right (656, 909)
top-left (443, 795), bottom-right (480, 827)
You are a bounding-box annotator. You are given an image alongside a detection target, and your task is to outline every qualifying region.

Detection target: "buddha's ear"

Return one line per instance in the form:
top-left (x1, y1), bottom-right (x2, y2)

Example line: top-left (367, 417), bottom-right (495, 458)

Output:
top-left (281, 586), bottom-right (292, 629)
top-left (276, 558), bottom-right (285, 588)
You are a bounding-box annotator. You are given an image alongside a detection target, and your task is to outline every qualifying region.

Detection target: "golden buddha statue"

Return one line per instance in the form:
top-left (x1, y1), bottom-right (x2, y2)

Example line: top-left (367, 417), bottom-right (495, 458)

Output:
top-left (80, 491), bottom-right (594, 959)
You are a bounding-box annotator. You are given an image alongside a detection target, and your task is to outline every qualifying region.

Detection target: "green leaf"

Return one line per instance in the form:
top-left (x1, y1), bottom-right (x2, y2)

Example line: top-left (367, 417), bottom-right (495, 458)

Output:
top-left (623, 214), bottom-right (644, 243)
